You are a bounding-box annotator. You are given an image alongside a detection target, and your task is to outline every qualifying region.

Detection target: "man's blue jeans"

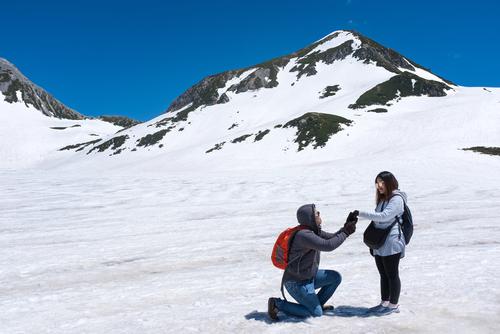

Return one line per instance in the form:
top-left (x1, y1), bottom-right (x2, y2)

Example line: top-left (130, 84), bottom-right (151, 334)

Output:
top-left (276, 269), bottom-right (342, 317)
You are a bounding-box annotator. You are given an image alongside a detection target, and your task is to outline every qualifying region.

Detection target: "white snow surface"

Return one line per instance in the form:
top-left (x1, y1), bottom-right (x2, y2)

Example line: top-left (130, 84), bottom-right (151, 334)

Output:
top-left (1, 85), bottom-right (500, 333)
top-left (1, 148), bottom-right (500, 333)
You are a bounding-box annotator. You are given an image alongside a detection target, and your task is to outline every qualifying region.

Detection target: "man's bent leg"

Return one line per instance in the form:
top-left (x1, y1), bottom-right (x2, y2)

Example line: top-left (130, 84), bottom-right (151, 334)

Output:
top-left (314, 269), bottom-right (342, 306)
top-left (278, 280), bottom-right (323, 317)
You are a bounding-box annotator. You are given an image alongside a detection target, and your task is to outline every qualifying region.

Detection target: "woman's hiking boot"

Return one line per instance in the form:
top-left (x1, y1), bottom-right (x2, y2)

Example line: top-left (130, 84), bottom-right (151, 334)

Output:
top-left (374, 305), bottom-right (400, 316)
top-left (368, 304), bottom-right (387, 313)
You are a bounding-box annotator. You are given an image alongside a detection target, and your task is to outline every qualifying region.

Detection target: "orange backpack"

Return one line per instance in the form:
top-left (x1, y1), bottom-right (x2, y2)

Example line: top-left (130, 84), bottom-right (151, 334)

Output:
top-left (271, 225), bottom-right (307, 269)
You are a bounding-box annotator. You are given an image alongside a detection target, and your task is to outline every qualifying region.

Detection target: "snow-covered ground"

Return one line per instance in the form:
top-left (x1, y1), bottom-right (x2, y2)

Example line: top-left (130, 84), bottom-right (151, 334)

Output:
top-left (1, 146), bottom-right (500, 333)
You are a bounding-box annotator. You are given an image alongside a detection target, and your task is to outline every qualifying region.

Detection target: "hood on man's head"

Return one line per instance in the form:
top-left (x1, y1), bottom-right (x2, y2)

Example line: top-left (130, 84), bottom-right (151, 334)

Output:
top-left (296, 204), bottom-right (318, 233)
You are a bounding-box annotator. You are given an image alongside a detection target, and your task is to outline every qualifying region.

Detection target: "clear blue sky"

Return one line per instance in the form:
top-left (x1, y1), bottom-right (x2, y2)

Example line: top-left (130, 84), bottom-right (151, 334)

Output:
top-left (2, 0), bottom-right (499, 121)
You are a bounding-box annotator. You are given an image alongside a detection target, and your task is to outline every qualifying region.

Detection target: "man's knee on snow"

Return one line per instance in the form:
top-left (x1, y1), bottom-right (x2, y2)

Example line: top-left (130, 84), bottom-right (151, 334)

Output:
top-left (311, 305), bottom-right (323, 317)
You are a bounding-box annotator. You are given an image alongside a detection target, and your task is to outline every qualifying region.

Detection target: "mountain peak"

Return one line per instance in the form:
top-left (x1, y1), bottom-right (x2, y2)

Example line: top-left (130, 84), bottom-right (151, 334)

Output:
top-left (0, 57), bottom-right (84, 120)
top-left (58, 31), bottom-right (459, 160)
top-left (163, 30), bottom-right (453, 119)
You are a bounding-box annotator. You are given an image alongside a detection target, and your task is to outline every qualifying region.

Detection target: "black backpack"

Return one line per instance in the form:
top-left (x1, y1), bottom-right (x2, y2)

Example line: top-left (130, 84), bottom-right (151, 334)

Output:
top-left (392, 193), bottom-right (413, 245)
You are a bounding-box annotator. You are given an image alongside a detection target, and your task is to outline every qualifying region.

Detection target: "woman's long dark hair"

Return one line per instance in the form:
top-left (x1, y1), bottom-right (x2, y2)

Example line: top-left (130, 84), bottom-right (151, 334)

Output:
top-left (375, 171), bottom-right (399, 204)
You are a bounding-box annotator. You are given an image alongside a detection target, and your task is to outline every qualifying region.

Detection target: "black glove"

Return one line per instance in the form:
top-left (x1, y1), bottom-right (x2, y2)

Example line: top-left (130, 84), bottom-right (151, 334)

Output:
top-left (342, 221), bottom-right (356, 236)
top-left (345, 211), bottom-right (358, 224)
top-left (353, 210), bottom-right (359, 218)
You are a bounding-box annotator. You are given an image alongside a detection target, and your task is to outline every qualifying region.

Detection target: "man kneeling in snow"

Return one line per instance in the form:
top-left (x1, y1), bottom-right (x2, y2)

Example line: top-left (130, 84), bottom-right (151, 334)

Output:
top-left (268, 204), bottom-right (357, 320)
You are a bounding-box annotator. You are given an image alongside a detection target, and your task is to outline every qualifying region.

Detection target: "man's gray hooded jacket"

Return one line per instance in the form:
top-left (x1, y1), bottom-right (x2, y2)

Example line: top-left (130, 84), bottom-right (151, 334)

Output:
top-left (283, 204), bottom-right (349, 282)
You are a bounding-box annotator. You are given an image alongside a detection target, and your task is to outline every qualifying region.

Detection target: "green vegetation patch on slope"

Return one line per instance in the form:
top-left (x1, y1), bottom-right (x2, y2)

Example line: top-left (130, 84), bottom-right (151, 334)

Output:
top-left (284, 112), bottom-right (352, 151)
top-left (463, 146), bottom-right (500, 156)
top-left (349, 72), bottom-right (451, 109)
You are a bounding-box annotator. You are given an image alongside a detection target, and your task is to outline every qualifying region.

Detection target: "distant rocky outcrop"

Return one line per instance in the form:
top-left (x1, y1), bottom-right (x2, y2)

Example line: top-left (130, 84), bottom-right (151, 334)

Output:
top-left (98, 115), bottom-right (141, 128)
top-left (0, 58), bottom-right (84, 119)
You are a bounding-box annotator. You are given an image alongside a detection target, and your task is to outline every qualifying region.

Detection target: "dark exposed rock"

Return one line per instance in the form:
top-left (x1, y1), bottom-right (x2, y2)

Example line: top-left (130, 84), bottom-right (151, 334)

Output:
top-left (59, 139), bottom-right (100, 151)
top-left (463, 146), bottom-right (500, 156)
top-left (284, 112), bottom-right (352, 151)
top-left (290, 41), bottom-right (354, 79)
top-left (165, 71), bottom-right (239, 120)
top-left (231, 134), bottom-right (253, 144)
top-left (228, 67), bottom-right (278, 93)
top-left (319, 85), bottom-right (341, 99)
top-left (136, 129), bottom-right (169, 147)
top-left (149, 117), bottom-right (174, 128)
top-left (367, 108), bottom-right (388, 113)
top-left (228, 123), bottom-right (239, 130)
top-left (87, 135), bottom-right (129, 154)
top-left (217, 93), bottom-right (230, 104)
top-left (352, 35), bottom-right (415, 74)
top-left (206, 141), bottom-right (226, 154)
top-left (50, 124), bottom-right (82, 130)
top-left (98, 115), bottom-right (140, 128)
top-left (254, 129), bottom-right (270, 142)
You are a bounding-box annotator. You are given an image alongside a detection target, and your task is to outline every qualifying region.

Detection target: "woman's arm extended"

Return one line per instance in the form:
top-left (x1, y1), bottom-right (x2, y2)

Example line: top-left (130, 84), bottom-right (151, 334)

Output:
top-left (358, 196), bottom-right (404, 224)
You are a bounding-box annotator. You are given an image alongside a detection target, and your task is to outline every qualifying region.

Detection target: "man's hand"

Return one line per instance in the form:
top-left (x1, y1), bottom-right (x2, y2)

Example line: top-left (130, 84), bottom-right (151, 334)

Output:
top-left (346, 211), bottom-right (358, 224)
top-left (342, 221), bottom-right (356, 236)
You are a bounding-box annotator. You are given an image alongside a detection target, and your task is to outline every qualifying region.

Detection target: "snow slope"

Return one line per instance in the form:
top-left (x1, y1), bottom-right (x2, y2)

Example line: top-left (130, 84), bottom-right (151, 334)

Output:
top-left (45, 30), bottom-right (453, 167)
top-left (0, 94), bottom-right (122, 169)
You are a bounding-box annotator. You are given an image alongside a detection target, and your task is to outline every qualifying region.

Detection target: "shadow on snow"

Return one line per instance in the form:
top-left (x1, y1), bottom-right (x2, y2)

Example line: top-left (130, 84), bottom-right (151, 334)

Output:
top-left (245, 305), bottom-right (379, 323)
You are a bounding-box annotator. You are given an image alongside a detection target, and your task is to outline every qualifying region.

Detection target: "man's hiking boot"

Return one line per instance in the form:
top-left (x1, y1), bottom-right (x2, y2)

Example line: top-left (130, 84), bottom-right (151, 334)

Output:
top-left (322, 304), bottom-right (334, 311)
top-left (268, 297), bottom-right (279, 320)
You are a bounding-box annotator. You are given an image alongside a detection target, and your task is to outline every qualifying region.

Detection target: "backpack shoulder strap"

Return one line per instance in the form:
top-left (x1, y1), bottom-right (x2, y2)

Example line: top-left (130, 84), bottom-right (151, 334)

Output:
top-left (280, 225), bottom-right (306, 301)
top-left (389, 193), bottom-right (406, 240)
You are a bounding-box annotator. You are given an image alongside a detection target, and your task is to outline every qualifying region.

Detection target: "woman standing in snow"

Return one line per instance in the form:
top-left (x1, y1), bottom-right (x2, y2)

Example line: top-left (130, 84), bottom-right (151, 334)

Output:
top-left (353, 171), bottom-right (407, 315)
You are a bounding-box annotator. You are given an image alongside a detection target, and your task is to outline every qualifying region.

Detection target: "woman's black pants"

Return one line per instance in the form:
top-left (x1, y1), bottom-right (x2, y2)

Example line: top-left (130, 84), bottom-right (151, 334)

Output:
top-left (374, 253), bottom-right (401, 304)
